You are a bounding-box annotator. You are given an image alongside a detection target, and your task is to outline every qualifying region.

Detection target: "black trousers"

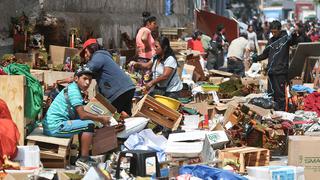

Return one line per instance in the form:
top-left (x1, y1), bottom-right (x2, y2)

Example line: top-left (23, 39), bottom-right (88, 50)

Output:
top-left (268, 74), bottom-right (287, 111)
top-left (111, 88), bottom-right (135, 116)
top-left (227, 58), bottom-right (245, 77)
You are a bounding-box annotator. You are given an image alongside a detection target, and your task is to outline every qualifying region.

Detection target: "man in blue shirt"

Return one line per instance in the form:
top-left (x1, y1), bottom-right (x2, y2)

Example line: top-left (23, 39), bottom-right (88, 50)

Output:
top-left (80, 39), bottom-right (135, 116)
top-left (43, 65), bottom-right (110, 171)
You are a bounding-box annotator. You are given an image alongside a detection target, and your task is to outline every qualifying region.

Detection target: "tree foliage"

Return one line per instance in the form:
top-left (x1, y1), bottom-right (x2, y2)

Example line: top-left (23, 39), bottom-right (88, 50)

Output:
top-left (231, 0), bottom-right (259, 22)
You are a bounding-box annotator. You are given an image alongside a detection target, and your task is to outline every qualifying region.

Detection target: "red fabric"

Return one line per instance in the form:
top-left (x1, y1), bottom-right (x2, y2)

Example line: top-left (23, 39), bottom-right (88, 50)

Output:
top-left (311, 34), bottom-right (320, 42)
top-left (304, 92), bottom-right (320, 116)
top-left (0, 69), bottom-right (6, 75)
top-left (187, 39), bottom-right (204, 52)
top-left (0, 99), bottom-right (20, 166)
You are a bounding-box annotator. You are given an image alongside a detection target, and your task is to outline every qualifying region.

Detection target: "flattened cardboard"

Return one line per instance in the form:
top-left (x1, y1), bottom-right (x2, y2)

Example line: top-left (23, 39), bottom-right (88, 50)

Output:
top-left (209, 69), bottom-right (233, 77)
top-left (241, 77), bottom-right (259, 86)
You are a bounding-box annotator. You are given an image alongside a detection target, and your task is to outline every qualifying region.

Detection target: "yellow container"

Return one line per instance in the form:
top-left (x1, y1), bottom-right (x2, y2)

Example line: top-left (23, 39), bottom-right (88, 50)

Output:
top-left (154, 95), bottom-right (181, 111)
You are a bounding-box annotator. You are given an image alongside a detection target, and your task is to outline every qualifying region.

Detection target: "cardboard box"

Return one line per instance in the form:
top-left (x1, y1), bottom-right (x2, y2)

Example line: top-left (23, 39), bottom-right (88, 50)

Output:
top-left (165, 130), bottom-right (217, 162)
top-left (205, 130), bottom-right (229, 149)
top-left (92, 126), bottom-right (118, 155)
top-left (4, 170), bottom-right (37, 180)
top-left (49, 45), bottom-right (79, 66)
top-left (247, 166), bottom-right (304, 180)
top-left (166, 131), bottom-right (206, 158)
top-left (84, 92), bottom-right (117, 116)
top-left (13, 146), bottom-right (40, 167)
top-left (288, 136), bottom-right (320, 180)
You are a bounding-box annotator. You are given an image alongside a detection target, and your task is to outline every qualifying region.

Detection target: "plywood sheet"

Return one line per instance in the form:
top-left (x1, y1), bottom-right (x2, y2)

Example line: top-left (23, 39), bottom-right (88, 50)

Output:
top-left (289, 42), bottom-right (320, 80)
top-left (195, 10), bottom-right (238, 42)
top-left (0, 75), bottom-right (25, 145)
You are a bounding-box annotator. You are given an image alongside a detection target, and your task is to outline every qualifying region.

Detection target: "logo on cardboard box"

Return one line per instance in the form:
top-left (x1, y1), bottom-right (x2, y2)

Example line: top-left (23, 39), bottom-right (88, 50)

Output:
top-left (207, 133), bottom-right (221, 143)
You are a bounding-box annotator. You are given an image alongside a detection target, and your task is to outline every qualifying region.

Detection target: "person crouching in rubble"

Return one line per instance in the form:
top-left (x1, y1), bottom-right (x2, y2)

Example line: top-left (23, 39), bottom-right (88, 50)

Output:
top-left (42, 66), bottom-right (111, 170)
top-left (80, 39), bottom-right (135, 116)
top-left (129, 36), bottom-right (183, 99)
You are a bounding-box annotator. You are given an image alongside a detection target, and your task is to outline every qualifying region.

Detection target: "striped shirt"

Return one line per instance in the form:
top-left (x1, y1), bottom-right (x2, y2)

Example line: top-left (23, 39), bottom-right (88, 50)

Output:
top-left (43, 82), bottom-right (84, 131)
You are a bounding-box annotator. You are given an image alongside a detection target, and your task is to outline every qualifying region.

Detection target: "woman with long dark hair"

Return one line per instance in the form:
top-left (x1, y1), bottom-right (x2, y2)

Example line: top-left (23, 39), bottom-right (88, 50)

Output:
top-left (130, 36), bottom-right (183, 99)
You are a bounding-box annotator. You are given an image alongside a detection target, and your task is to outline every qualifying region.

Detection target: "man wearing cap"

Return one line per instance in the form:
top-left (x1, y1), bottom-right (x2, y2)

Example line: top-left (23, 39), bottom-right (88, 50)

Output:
top-left (80, 39), bottom-right (135, 116)
top-left (43, 65), bottom-right (111, 170)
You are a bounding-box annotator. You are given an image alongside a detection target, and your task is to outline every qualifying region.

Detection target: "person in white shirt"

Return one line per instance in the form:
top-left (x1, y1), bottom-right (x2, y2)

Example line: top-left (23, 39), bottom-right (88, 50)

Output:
top-left (247, 25), bottom-right (259, 53)
top-left (130, 36), bottom-right (183, 99)
top-left (227, 32), bottom-right (250, 77)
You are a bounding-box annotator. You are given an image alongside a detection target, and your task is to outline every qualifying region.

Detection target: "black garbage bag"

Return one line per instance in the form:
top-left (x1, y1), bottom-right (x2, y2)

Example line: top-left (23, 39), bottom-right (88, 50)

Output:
top-left (249, 97), bottom-right (274, 109)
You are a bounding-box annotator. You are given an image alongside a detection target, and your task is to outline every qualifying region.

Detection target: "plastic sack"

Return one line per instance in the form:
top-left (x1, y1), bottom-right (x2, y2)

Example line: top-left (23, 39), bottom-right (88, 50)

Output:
top-left (117, 117), bottom-right (149, 138)
top-left (179, 165), bottom-right (248, 180)
top-left (249, 97), bottom-right (274, 109)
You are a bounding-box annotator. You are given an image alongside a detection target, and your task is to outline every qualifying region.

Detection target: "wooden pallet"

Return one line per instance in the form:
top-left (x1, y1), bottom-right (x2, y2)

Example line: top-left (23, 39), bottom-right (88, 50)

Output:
top-left (133, 95), bottom-right (182, 130)
top-left (26, 127), bottom-right (72, 168)
top-left (218, 146), bottom-right (270, 173)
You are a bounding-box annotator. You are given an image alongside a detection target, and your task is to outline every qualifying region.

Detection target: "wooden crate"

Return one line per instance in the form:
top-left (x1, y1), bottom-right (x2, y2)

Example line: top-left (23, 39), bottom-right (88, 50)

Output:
top-left (218, 146), bottom-right (270, 173)
top-left (0, 75), bottom-right (26, 145)
top-left (170, 41), bottom-right (188, 53)
top-left (132, 95), bottom-right (182, 130)
top-left (27, 127), bottom-right (72, 168)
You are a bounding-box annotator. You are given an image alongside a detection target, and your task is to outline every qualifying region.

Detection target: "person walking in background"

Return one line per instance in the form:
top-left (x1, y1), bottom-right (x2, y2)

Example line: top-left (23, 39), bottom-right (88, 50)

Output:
top-left (187, 31), bottom-right (205, 53)
top-left (247, 25), bottom-right (259, 53)
top-left (212, 24), bottom-right (228, 69)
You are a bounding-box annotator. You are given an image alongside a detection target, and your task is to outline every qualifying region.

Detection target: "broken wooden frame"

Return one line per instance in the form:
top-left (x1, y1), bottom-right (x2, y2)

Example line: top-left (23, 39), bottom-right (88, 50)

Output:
top-left (289, 42), bottom-right (320, 80)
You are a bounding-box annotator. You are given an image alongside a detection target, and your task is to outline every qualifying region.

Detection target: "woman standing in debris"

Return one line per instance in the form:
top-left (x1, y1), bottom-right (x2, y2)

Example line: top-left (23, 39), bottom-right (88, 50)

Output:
top-left (247, 25), bottom-right (259, 53)
top-left (130, 36), bottom-right (183, 99)
top-left (136, 12), bottom-right (157, 60)
top-left (80, 39), bottom-right (135, 116)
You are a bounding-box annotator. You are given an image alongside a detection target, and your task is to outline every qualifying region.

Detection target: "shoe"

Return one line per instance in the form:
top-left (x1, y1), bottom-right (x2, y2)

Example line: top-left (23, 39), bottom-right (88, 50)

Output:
top-left (75, 157), bottom-right (98, 172)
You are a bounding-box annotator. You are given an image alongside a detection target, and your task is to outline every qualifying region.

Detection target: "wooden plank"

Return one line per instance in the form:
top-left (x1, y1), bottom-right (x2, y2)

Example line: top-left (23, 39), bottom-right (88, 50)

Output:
top-left (0, 75), bottom-right (25, 145)
top-left (58, 146), bottom-right (68, 156)
top-left (41, 151), bottom-right (65, 159)
top-left (145, 95), bottom-right (181, 118)
top-left (27, 127), bottom-right (71, 146)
